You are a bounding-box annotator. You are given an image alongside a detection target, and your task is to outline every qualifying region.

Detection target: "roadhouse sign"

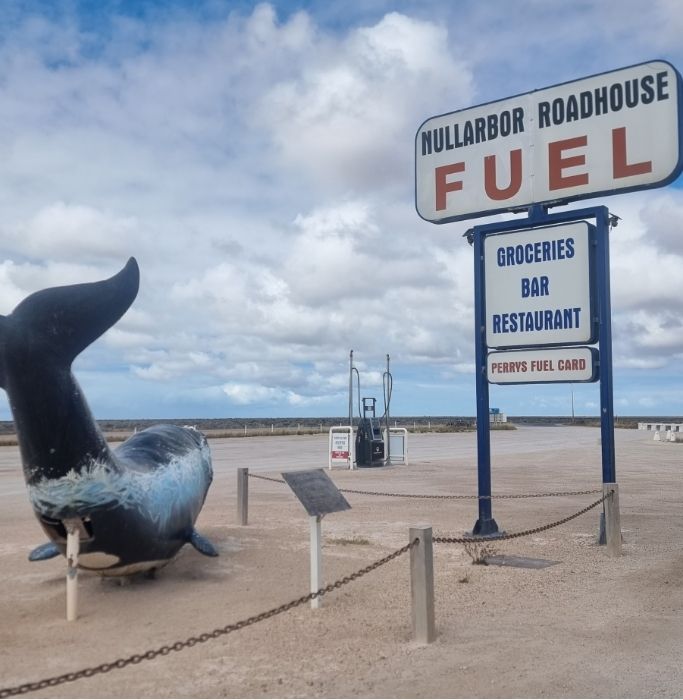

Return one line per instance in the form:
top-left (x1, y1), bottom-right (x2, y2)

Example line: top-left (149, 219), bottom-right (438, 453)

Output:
top-left (415, 60), bottom-right (683, 223)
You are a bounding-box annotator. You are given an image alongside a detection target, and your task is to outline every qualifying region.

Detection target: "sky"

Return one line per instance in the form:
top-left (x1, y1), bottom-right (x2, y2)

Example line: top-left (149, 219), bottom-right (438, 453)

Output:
top-left (0, 0), bottom-right (682, 420)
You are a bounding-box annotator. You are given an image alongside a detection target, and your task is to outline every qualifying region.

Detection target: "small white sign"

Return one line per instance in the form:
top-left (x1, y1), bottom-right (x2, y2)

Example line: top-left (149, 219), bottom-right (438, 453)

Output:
top-left (484, 221), bottom-right (594, 348)
top-left (488, 346), bottom-right (597, 384)
top-left (416, 60), bottom-right (682, 223)
top-left (330, 432), bottom-right (350, 460)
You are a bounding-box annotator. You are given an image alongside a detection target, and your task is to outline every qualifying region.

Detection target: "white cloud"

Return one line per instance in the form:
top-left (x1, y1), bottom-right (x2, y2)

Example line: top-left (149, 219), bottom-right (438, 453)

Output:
top-left (255, 12), bottom-right (473, 191)
top-left (0, 2), bottom-right (681, 418)
top-left (222, 382), bottom-right (323, 407)
top-left (18, 202), bottom-right (139, 261)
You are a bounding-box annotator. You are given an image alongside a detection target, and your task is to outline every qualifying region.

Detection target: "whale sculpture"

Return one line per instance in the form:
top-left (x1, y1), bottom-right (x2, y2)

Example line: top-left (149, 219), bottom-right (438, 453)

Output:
top-left (0, 257), bottom-right (218, 576)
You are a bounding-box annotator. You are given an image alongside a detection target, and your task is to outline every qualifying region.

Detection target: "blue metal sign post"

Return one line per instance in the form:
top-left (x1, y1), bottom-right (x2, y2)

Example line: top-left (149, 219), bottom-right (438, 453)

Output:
top-left (415, 59), bottom-right (682, 537)
top-left (471, 204), bottom-right (613, 535)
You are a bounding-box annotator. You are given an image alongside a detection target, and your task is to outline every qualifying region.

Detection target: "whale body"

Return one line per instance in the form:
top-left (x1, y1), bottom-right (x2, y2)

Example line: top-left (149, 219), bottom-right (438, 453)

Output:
top-left (0, 258), bottom-right (218, 575)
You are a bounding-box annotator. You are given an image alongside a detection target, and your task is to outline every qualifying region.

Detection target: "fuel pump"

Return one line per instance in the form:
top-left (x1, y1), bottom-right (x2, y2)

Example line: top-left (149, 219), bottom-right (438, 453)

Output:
top-left (355, 397), bottom-right (385, 467)
top-left (348, 350), bottom-right (394, 467)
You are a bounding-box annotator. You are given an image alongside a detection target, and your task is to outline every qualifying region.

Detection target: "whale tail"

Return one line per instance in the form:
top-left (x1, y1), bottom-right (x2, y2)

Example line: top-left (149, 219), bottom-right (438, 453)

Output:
top-left (0, 258), bottom-right (141, 484)
top-left (0, 257), bottom-right (140, 387)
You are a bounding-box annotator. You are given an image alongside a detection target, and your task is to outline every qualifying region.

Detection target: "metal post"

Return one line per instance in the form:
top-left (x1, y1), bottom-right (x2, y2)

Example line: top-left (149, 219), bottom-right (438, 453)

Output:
top-left (603, 483), bottom-right (621, 556)
top-left (237, 468), bottom-right (248, 526)
top-left (472, 228), bottom-right (499, 536)
top-left (385, 353), bottom-right (391, 465)
top-left (596, 208), bottom-right (616, 484)
top-left (349, 349), bottom-right (354, 431)
top-left (65, 522), bottom-right (79, 622)
top-left (468, 204), bottom-right (615, 535)
top-left (409, 525), bottom-right (435, 644)
top-left (310, 515), bottom-right (322, 609)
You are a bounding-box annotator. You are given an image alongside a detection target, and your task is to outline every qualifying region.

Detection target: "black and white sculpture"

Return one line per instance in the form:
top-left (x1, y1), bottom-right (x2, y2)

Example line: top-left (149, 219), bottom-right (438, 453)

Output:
top-left (0, 258), bottom-right (218, 575)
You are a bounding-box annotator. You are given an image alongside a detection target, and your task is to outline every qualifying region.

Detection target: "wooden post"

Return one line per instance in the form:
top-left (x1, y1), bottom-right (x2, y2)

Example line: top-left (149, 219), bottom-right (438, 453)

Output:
top-left (310, 515), bottom-right (322, 610)
top-left (237, 468), bottom-right (249, 526)
top-left (409, 525), bottom-right (435, 644)
top-left (65, 523), bottom-right (79, 622)
top-left (603, 483), bottom-right (621, 556)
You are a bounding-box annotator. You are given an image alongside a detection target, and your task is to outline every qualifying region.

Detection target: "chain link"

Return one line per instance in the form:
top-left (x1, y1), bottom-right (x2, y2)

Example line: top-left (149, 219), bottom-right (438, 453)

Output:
top-left (433, 492), bottom-right (609, 544)
top-left (0, 540), bottom-right (417, 699)
top-left (248, 473), bottom-right (286, 484)
top-left (336, 486), bottom-right (602, 500)
top-left (247, 471), bottom-right (601, 500)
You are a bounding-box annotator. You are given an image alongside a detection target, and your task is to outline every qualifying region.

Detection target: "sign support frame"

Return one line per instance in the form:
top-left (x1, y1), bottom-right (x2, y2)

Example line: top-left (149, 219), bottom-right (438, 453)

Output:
top-left (471, 204), bottom-right (614, 536)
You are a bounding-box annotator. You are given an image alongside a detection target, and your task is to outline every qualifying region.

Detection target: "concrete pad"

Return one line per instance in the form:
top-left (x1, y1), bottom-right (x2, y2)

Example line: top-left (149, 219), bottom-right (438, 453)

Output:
top-left (484, 554), bottom-right (561, 569)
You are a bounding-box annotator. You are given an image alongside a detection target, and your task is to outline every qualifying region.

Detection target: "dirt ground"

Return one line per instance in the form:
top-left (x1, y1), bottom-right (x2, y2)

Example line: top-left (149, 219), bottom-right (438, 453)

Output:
top-left (1, 425), bottom-right (683, 698)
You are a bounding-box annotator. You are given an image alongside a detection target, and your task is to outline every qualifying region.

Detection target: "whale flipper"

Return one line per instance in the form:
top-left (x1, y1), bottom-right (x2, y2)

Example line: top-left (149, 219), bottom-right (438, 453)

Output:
top-left (28, 542), bottom-right (61, 561)
top-left (189, 530), bottom-right (219, 557)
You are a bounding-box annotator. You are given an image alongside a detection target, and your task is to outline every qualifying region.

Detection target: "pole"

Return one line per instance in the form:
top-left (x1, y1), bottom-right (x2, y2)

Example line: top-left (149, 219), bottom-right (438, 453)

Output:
top-left (348, 350), bottom-right (354, 431)
top-left (237, 468), bottom-right (248, 526)
top-left (596, 208), bottom-right (616, 484)
top-left (603, 483), bottom-right (621, 556)
top-left (472, 227), bottom-right (499, 536)
top-left (310, 515), bottom-right (322, 609)
top-left (571, 386), bottom-right (575, 423)
top-left (65, 521), bottom-right (80, 622)
top-left (385, 353), bottom-right (391, 465)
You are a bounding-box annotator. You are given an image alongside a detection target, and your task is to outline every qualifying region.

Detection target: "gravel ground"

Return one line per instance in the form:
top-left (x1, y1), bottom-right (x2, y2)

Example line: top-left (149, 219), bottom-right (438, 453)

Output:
top-left (1, 426), bottom-right (682, 698)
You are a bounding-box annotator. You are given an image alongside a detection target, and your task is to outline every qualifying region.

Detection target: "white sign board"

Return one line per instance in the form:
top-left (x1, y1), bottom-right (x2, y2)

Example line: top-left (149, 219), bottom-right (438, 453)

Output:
top-left (488, 346), bottom-right (597, 384)
top-left (330, 432), bottom-right (350, 460)
top-left (416, 60), bottom-right (682, 223)
top-left (484, 221), bottom-right (594, 348)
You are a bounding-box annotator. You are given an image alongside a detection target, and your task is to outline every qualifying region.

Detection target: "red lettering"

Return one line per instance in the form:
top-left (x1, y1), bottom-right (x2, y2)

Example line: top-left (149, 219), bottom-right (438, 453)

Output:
top-left (612, 126), bottom-right (652, 179)
top-left (548, 136), bottom-right (589, 191)
top-left (435, 163), bottom-right (465, 210)
top-left (484, 149), bottom-right (523, 200)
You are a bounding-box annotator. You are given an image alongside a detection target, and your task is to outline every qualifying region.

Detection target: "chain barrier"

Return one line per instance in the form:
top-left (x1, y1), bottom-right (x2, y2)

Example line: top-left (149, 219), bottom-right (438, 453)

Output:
top-left (247, 471), bottom-right (601, 500)
top-left (336, 486), bottom-right (602, 500)
top-left (433, 492), bottom-right (609, 544)
top-left (0, 540), bottom-right (417, 699)
top-left (2, 485), bottom-right (613, 698)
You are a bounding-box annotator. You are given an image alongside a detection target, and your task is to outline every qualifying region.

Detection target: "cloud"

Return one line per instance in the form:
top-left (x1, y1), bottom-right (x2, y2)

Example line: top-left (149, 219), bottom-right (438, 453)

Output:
top-left (255, 11), bottom-right (473, 191)
top-left (18, 202), bottom-right (140, 261)
top-left (0, 1), bottom-right (681, 419)
top-left (222, 382), bottom-right (320, 407)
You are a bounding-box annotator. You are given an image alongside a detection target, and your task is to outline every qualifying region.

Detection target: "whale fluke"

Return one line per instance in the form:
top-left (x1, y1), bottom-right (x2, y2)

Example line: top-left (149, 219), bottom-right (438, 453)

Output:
top-left (2, 257), bottom-right (139, 376)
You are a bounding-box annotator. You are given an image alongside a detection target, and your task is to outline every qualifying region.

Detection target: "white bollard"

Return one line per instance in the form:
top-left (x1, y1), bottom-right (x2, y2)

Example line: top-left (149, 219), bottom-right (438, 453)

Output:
top-left (237, 468), bottom-right (248, 526)
top-left (603, 483), bottom-right (622, 557)
top-left (409, 525), bottom-right (435, 643)
top-left (654, 430), bottom-right (661, 441)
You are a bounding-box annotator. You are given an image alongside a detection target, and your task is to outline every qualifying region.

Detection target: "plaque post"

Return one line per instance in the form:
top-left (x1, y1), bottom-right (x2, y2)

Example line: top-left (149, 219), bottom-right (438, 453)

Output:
top-left (281, 469), bottom-right (351, 612)
top-left (310, 515), bottom-right (322, 609)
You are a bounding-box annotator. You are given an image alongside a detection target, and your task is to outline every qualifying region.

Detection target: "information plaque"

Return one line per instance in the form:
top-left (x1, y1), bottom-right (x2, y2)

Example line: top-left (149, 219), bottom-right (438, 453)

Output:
top-left (282, 469), bottom-right (351, 518)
